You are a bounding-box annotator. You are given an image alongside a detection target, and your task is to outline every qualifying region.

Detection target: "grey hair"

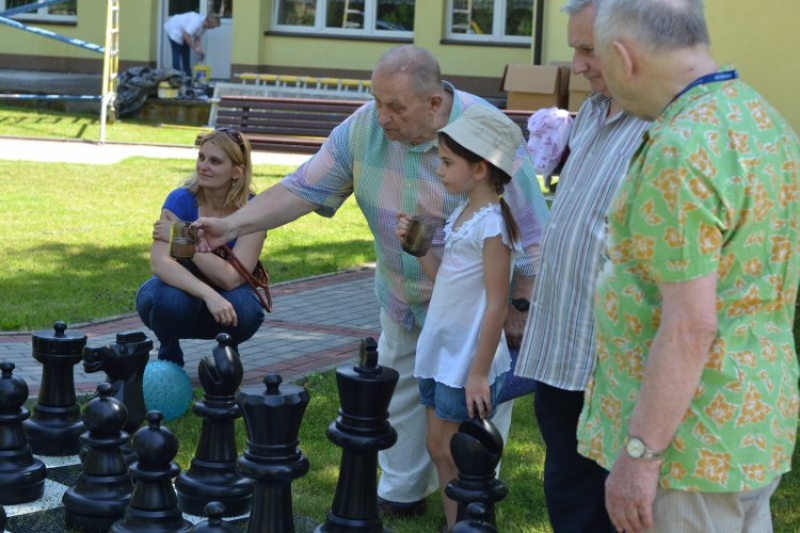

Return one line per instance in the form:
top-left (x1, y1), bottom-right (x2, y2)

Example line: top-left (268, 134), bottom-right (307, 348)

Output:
top-left (594, 0), bottom-right (710, 52)
top-left (375, 45), bottom-right (442, 97)
top-left (561, 0), bottom-right (594, 16)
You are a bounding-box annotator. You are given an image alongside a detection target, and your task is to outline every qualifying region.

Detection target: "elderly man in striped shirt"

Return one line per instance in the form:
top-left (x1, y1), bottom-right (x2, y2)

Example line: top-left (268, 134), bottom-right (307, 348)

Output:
top-left (515, 1), bottom-right (649, 531)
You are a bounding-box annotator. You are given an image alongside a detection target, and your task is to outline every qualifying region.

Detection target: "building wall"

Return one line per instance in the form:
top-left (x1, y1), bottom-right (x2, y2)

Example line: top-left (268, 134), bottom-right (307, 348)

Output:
top-left (0, 0), bottom-right (158, 71)
top-left (705, 0), bottom-right (800, 135)
top-left (119, 0), bottom-right (158, 64)
top-left (0, 0), bottom-right (103, 70)
top-left (539, 0), bottom-right (800, 132)
top-left (233, 1), bottom-right (534, 100)
top-left (0, 1), bottom-right (797, 131)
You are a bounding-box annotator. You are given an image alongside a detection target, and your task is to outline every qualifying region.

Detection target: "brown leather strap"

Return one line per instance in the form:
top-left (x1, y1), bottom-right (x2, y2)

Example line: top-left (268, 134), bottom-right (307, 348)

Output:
top-left (217, 245), bottom-right (273, 312)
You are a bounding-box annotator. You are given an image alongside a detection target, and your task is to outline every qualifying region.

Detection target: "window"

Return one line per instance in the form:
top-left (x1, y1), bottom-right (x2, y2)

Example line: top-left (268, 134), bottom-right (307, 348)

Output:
top-left (275, 0), bottom-right (414, 36)
top-left (2, 0), bottom-right (78, 22)
top-left (447, 0), bottom-right (532, 43)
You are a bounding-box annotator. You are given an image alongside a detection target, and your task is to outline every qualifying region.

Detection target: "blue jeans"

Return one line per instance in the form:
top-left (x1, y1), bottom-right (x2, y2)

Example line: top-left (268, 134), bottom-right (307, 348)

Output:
top-left (169, 38), bottom-right (192, 77)
top-left (136, 276), bottom-right (265, 366)
top-left (418, 373), bottom-right (506, 423)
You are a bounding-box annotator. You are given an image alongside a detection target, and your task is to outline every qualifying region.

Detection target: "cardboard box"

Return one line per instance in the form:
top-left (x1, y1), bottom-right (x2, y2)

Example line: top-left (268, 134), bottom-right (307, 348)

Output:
top-left (568, 73), bottom-right (593, 112)
top-left (500, 64), bottom-right (569, 111)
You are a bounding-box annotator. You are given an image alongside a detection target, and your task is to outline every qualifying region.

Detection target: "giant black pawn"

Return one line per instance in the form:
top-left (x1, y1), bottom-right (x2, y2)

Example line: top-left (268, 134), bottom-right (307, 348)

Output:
top-left (82, 330), bottom-right (153, 438)
top-left (24, 321), bottom-right (86, 456)
top-left (109, 410), bottom-right (192, 533)
top-left (190, 502), bottom-right (240, 533)
top-left (445, 418), bottom-right (508, 527)
top-left (176, 333), bottom-right (252, 517)
top-left (0, 360), bottom-right (46, 504)
top-left (237, 373), bottom-right (310, 533)
top-left (315, 338), bottom-right (398, 533)
top-left (63, 382), bottom-right (133, 532)
top-left (450, 503), bottom-right (499, 533)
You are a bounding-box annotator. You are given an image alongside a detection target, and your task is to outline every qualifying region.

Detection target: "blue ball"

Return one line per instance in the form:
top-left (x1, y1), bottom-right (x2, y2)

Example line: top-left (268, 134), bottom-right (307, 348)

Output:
top-left (143, 360), bottom-right (194, 422)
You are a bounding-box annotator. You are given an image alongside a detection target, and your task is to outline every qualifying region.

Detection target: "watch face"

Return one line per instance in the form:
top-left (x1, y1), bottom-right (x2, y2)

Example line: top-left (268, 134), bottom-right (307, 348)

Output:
top-left (626, 437), bottom-right (645, 458)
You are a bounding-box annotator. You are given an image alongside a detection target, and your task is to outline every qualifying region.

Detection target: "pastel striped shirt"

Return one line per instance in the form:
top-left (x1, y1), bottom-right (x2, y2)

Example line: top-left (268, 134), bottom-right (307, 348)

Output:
top-left (281, 83), bottom-right (550, 330)
top-left (516, 93), bottom-right (649, 390)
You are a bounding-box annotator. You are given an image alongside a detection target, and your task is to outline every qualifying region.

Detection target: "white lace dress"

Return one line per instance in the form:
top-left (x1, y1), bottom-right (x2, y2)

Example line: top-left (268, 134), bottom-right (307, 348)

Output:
top-left (415, 201), bottom-right (519, 388)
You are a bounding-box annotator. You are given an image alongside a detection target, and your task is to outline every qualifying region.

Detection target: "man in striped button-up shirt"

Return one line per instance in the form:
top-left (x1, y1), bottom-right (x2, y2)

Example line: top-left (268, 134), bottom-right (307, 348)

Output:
top-left (196, 44), bottom-right (549, 515)
top-left (515, 1), bottom-right (650, 531)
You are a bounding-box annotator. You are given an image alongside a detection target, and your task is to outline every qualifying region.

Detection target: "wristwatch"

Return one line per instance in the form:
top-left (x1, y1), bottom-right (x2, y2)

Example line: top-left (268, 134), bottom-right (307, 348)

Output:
top-left (510, 298), bottom-right (530, 312)
top-left (624, 435), bottom-right (665, 461)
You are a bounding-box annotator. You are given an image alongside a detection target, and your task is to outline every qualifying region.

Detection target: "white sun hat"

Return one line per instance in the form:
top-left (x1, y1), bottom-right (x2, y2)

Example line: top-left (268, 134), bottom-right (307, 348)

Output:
top-left (438, 104), bottom-right (524, 177)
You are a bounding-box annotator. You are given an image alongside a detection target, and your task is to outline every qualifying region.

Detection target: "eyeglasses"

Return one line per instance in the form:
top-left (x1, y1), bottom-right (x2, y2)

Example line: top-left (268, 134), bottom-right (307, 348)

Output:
top-left (215, 127), bottom-right (246, 155)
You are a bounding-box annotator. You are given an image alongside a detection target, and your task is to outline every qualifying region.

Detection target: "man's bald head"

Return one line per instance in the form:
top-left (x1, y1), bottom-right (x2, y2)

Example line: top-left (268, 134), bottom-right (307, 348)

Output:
top-left (374, 45), bottom-right (442, 98)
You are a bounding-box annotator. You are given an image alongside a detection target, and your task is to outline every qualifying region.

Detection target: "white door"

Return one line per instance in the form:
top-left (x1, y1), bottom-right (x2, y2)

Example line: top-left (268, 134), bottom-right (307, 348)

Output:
top-left (204, 14), bottom-right (232, 80)
top-left (158, 0), bottom-right (232, 80)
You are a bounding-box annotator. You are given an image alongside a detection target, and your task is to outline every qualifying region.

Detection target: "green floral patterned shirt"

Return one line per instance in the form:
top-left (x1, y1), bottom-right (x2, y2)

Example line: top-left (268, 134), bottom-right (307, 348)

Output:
top-left (577, 72), bottom-right (800, 491)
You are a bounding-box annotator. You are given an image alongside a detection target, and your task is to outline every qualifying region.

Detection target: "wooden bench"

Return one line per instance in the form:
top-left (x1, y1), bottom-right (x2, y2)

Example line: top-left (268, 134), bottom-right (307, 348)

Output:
top-left (199, 95), bottom-right (537, 154)
top-left (205, 95), bottom-right (366, 154)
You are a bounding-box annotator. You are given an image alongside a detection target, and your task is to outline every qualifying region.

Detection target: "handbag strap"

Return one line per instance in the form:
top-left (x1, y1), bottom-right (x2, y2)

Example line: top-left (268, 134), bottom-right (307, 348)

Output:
top-left (217, 245), bottom-right (273, 312)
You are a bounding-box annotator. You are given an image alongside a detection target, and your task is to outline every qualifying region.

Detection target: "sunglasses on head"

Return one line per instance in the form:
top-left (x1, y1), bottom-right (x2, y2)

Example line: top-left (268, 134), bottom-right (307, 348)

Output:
top-left (215, 127), bottom-right (246, 155)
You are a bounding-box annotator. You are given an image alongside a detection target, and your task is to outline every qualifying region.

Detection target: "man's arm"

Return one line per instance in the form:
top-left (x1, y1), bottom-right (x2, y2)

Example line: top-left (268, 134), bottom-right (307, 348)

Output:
top-left (505, 274), bottom-right (534, 347)
top-left (196, 183), bottom-right (320, 251)
top-left (502, 140), bottom-right (549, 345)
top-left (605, 273), bottom-right (718, 533)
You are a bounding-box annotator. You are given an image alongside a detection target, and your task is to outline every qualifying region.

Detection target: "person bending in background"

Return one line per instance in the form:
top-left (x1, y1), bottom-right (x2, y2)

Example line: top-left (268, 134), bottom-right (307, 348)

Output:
top-left (136, 128), bottom-right (265, 367)
top-left (163, 11), bottom-right (220, 77)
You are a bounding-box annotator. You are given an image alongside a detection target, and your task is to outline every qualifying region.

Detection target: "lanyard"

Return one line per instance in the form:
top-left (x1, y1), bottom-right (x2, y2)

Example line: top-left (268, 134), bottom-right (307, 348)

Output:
top-left (671, 69), bottom-right (739, 104)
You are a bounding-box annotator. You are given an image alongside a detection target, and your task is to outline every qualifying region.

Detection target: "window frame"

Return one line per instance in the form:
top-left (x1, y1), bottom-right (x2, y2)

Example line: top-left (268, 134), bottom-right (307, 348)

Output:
top-left (1, 0), bottom-right (78, 23)
top-left (445, 0), bottom-right (532, 44)
top-left (273, 0), bottom-right (414, 38)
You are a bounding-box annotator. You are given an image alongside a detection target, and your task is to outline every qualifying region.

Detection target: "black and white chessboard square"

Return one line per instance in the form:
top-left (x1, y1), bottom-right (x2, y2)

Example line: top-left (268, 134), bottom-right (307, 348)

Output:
top-left (4, 455), bottom-right (319, 533)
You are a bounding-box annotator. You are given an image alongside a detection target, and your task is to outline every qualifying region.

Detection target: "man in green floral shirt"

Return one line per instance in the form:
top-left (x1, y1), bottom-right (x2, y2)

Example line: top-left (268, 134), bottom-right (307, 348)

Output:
top-left (578, 1), bottom-right (800, 532)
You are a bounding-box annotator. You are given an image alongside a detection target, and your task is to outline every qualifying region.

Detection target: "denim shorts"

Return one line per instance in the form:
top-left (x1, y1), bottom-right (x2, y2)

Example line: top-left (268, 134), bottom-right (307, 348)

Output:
top-left (418, 373), bottom-right (506, 423)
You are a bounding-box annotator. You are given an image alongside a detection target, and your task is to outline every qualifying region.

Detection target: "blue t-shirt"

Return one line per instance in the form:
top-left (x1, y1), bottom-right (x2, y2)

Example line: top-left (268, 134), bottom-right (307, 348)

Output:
top-left (162, 187), bottom-right (239, 248)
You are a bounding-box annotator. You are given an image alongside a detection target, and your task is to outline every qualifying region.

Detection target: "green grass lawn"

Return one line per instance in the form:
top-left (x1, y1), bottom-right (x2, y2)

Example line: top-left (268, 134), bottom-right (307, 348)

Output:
top-left (0, 103), bottom-right (202, 146)
top-left (166, 372), bottom-right (552, 533)
top-left (0, 157), bottom-right (374, 331)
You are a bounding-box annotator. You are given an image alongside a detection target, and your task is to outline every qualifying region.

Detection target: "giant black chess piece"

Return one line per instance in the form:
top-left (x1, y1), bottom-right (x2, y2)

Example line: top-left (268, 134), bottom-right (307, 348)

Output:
top-left (176, 333), bottom-right (252, 517)
top-left (450, 503), bottom-right (499, 533)
top-left (190, 502), bottom-right (240, 533)
top-left (445, 418), bottom-right (508, 527)
top-left (23, 321), bottom-right (86, 455)
top-left (315, 337), bottom-right (398, 533)
top-left (109, 410), bottom-right (192, 533)
top-left (0, 360), bottom-right (47, 504)
top-left (63, 382), bottom-right (133, 532)
top-left (237, 373), bottom-right (310, 533)
top-left (83, 330), bottom-right (152, 437)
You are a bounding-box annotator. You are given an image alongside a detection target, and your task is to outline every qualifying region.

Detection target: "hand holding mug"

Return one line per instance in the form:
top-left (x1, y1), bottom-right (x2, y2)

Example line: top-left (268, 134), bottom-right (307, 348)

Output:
top-left (398, 215), bottom-right (434, 257)
top-left (169, 221), bottom-right (197, 259)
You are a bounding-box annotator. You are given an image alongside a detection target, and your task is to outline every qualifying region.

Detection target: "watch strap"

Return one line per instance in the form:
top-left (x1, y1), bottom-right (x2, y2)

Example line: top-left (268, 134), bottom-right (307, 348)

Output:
top-left (625, 435), bottom-right (665, 461)
top-left (511, 298), bottom-right (530, 312)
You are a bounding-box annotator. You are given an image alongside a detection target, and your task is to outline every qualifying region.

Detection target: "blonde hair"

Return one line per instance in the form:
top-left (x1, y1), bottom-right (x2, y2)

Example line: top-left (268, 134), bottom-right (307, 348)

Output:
top-left (182, 128), bottom-right (255, 212)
